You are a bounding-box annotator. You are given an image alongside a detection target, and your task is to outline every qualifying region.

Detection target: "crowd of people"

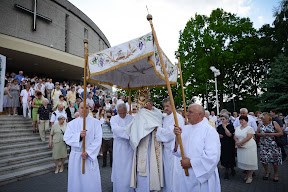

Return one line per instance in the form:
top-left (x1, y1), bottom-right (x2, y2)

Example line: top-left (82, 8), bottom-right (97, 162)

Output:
top-left (209, 108), bottom-right (288, 184)
top-left (2, 71), bottom-right (135, 173)
top-left (2, 71), bottom-right (288, 191)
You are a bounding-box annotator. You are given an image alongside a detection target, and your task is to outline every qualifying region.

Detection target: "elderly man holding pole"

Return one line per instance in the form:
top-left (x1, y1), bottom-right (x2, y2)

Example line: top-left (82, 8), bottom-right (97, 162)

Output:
top-left (110, 103), bottom-right (134, 192)
top-left (63, 102), bottom-right (102, 192)
top-left (173, 104), bottom-right (221, 192)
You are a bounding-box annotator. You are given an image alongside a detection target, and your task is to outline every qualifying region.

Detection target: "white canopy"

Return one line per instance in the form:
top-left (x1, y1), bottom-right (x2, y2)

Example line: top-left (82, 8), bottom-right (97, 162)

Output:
top-left (88, 32), bottom-right (178, 90)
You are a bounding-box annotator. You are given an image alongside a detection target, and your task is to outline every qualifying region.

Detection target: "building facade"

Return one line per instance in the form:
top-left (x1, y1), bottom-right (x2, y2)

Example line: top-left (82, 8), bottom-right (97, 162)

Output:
top-left (0, 0), bottom-right (110, 80)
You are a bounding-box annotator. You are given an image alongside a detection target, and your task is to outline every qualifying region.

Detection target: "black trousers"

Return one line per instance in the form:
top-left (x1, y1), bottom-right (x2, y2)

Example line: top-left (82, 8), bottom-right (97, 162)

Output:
top-left (102, 138), bottom-right (113, 166)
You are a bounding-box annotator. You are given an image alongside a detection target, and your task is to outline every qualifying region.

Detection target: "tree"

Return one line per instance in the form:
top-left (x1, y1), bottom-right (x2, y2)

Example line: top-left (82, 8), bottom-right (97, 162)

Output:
top-left (258, 55), bottom-right (288, 113)
top-left (273, 0), bottom-right (288, 54)
top-left (178, 8), bottom-right (264, 110)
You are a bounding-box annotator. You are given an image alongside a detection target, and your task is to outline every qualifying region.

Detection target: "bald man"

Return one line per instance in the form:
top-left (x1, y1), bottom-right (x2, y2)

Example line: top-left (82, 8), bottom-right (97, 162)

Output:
top-left (173, 104), bottom-right (221, 192)
top-left (64, 102), bottom-right (102, 192)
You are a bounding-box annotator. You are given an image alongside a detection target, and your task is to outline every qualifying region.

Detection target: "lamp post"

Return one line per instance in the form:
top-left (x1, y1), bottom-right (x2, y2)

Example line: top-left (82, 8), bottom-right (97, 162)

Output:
top-left (210, 66), bottom-right (220, 115)
top-left (230, 82), bottom-right (236, 112)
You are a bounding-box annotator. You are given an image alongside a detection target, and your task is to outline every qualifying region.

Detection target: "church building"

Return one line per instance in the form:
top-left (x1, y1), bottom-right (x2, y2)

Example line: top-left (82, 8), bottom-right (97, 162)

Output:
top-left (0, 0), bottom-right (110, 81)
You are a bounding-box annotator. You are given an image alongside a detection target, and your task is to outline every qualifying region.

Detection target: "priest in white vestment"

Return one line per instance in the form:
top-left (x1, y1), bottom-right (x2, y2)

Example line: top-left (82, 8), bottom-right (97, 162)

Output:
top-left (110, 103), bottom-right (135, 192)
top-left (125, 89), bottom-right (164, 192)
top-left (156, 98), bottom-right (185, 192)
top-left (63, 102), bottom-right (102, 192)
top-left (173, 104), bottom-right (221, 192)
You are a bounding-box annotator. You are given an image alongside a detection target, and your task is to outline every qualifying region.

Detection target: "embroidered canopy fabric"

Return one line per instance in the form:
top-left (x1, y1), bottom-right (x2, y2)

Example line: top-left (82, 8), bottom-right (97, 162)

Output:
top-left (88, 32), bottom-right (178, 90)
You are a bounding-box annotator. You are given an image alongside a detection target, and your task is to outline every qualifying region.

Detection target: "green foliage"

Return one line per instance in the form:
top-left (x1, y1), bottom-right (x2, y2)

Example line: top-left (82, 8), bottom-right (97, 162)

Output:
top-left (258, 55), bottom-right (288, 113)
top-left (178, 8), bottom-right (263, 110)
top-left (273, 0), bottom-right (288, 55)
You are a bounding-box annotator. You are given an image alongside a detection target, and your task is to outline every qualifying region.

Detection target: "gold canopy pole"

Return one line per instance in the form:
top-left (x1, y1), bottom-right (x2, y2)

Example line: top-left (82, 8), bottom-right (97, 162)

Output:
top-left (147, 14), bottom-right (189, 176)
top-left (128, 84), bottom-right (132, 115)
top-left (177, 53), bottom-right (187, 122)
top-left (82, 39), bottom-right (88, 174)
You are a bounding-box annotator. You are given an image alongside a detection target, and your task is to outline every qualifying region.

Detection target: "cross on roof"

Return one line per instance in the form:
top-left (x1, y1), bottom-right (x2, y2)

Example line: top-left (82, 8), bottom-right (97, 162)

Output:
top-left (15, 0), bottom-right (52, 31)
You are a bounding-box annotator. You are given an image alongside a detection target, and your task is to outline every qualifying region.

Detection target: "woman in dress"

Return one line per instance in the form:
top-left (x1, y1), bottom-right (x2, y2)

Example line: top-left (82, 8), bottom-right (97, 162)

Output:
top-left (3, 82), bottom-right (10, 113)
top-left (31, 91), bottom-right (43, 133)
top-left (217, 114), bottom-right (236, 180)
top-left (256, 113), bottom-right (283, 182)
top-left (234, 115), bottom-right (258, 184)
top-left (49, 116), bottom-right (67, 174)
top-left (6, 79), bottom-right (20, 115)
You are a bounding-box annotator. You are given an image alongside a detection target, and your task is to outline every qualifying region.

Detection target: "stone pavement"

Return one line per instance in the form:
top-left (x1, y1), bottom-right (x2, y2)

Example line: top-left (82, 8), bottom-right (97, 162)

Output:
top-left (0, 151), bottom-right (287, 192)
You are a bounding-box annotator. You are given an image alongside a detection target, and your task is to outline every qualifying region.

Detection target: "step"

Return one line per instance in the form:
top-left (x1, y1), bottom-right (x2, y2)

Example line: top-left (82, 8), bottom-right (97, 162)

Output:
top-left (0, 136), bottom-right (47, 145)
top-left (0, 124), bottom-right (33, 129)
top-left (0, 157), bottom-right (53, 175)
top-left (0, 128), bottom-right (49, 134)
top-left (0, 141), bottom-right (48, 152)
top-left (0, 132), bottom-right (49, 139)
top-left (0, 120), bottom-right (32, 124)
top-left (0, 145), bottom-right (50, 158)
top-left (0, 116), bottom-right (32, 120)
top-left (0, 160), bottom-right (68, 186)
top-left (0, 151), bottom-right (52, 167)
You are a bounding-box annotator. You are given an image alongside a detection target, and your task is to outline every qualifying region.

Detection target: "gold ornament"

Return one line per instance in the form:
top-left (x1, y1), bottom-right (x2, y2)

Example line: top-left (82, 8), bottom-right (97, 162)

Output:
top-left (134, 87), bottom-right (152, 108)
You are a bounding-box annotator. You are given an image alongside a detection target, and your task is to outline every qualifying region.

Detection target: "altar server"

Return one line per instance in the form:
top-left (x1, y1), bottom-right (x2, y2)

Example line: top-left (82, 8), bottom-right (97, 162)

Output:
top-left (63, 102), bottom-right (102, 192)
top-left (110, 103), bottom-right (134, 192)
top-left (173, 104), bottom-right (221, 192)
top-left (156, 98), bottom-right (185, 192)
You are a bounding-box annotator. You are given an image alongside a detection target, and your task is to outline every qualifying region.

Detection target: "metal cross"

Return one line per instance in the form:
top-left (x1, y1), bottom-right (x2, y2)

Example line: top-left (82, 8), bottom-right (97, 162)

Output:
top-left (15, 0), bottom-right (52, 31)
top-left (127, 65), bottom-right (153, 74)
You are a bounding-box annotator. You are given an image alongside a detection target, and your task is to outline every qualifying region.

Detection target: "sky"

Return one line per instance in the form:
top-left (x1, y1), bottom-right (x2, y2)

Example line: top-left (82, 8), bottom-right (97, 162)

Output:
top-left (68, 0), bottom-right (280, 63)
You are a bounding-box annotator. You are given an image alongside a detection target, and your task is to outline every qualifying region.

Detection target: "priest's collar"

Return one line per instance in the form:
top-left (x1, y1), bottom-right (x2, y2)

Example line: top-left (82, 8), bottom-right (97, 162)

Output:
top-left (191, 118), bottom-right (206, 127)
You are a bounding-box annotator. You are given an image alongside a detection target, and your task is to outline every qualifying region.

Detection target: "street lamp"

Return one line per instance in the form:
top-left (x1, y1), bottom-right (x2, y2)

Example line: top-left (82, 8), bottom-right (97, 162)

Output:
top-left (230, 82), bottom-right (236, 112)
top-left (210, 66), bottom-right (220, 115)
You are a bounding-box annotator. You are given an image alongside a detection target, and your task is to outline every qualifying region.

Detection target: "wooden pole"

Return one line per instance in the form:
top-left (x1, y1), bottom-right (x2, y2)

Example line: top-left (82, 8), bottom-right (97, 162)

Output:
top-left (147, 14), bottom-right (189, 176)
top-left (177, 53), bottom-right (187, 122)
top-left (128, 86), bottom-right (132, 115)
top-left (82, 39), bottom-right (88, 174)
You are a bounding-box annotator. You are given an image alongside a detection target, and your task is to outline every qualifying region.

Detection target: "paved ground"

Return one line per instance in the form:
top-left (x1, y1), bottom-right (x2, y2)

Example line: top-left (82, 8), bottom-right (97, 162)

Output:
top-left (0, 149), bottom-right (288, 192)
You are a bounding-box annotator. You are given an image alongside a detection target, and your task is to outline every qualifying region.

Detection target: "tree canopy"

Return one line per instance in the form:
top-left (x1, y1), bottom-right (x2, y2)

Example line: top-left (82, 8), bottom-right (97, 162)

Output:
top-left (177, 8), bottom-right (264, 110)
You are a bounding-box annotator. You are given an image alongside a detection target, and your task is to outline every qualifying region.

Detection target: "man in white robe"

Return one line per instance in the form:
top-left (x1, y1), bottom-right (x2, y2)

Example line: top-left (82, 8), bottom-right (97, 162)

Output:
top-left (173, 104), bottom-right (221, 192)
top-left (125, 102), bottom-right (164, 192)
top-left (156, 98), bottom-right (185, 192)
top-left (110, 103), bottom-right (134, 192)
top-left (63, 102), bottom-right (102, 192)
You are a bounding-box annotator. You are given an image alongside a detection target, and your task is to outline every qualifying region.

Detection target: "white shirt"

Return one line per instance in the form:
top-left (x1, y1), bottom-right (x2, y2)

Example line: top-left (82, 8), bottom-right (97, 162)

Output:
top-left (29, 87), bottom-right (35, 97)
top-left (105, 103), bottom-right (111, 110)
top-left (20, 89), bottom-right (30, 104)
top-left (86, 98), bottom-right (94, 109)
top-left (46, 82), bottom-right (54, 89)
top-left (50, 110), bottom-right (67, 124)
top-left (78, 88), bottom-right (84, 94)
top-left (41, 83), bottom-right (46, 93)
top-left (233, 115), bottom-right (258, 132)
top-left (209, 115), bottom-right (217, 123)
top-left (117, 99), bottom-right (124, 106)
